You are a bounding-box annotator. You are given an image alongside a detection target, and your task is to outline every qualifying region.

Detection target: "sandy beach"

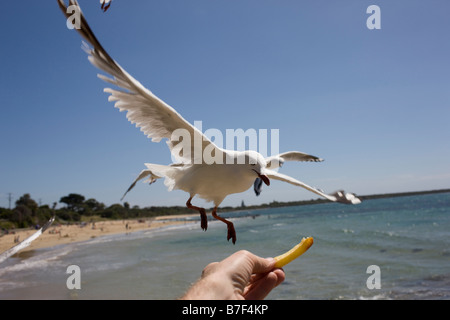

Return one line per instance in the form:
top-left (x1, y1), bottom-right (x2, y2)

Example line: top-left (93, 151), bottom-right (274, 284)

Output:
top-left (0, 214), bottom-right (197, 255)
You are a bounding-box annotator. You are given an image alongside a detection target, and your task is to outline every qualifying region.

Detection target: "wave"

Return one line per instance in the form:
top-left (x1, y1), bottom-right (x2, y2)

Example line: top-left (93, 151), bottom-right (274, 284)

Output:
top-left (0, 245), bottom-right (73, 276)
top-left (0, 244), bottom-right (76, 294)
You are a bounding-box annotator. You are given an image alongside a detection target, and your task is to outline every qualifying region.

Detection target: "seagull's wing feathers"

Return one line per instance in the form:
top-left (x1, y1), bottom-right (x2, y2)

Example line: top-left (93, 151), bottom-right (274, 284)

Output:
top-left (265, 151), bottom-right (323, 169)
top-left (0, 216), bottom-right (55, 264)
top-left (265, 169), bottom-right (361, 204)
top-left (58, 0), bottom-right (218, 164)
top-left (265, 169), bottom-right (336, 201)
top-left (255, 151), bottom-right (323, 196)
top-left (120, 169), bottom-right (162, 201)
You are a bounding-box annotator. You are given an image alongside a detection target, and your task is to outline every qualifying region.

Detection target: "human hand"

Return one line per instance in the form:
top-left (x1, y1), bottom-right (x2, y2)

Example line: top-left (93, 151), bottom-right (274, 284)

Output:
top-left (181, 250), bottom-right (285, 300)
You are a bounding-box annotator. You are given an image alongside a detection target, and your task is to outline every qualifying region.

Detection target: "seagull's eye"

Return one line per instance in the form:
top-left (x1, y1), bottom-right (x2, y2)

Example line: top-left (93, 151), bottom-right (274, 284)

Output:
top-left (250, 163), bottom-right (256, 166)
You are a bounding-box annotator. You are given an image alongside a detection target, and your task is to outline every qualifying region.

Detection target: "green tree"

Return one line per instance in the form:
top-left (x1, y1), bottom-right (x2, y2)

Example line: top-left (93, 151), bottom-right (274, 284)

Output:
top-left (101, 204), bottom-right (125, 219)
top-left (56, 208), bottom-right (81, 222)
top-left (0, 207), bottom-right (15, 230)
top-left (59, 193), bottom-right (86, 213)
top-left (15, 193), bottom-right (38, 213)
top-left (12, 205), bottom-right (33, 228)
top-left (85, 198), bottom-right (105, 213)
top-left (35, 205), bottom-right (54, 227)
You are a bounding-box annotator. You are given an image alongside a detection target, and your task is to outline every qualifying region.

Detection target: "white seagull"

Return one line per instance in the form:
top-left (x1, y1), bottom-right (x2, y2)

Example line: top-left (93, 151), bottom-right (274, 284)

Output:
top-left (58, 0), bottom-right (361, 244)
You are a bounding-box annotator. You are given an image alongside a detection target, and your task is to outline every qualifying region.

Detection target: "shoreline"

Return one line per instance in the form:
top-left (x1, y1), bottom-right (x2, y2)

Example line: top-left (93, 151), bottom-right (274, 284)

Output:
top-left (4, 189), bottom-right (448, 257)
top-left (0, 214), bottom-right (198, 255)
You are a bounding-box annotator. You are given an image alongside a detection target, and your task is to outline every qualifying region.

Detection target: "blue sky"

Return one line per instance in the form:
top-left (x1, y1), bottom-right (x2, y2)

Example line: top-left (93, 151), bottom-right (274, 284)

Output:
top-left (1, 1), bottom-right (449, 208)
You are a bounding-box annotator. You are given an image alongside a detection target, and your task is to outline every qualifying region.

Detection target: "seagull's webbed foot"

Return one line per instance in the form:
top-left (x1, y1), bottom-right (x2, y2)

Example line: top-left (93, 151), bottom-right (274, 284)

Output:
top-left (212, 207), bottom-right (236, 244)
top-left (186, 197), bottom-right (208, 231)
top-left (226, 224), bottom-right (237, 244)
top-left (199, 208), bottom-right (207, 231)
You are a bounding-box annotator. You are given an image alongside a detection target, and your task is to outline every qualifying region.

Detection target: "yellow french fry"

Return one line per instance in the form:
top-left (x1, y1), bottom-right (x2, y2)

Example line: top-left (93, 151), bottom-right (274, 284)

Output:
top-left (274, 237), bottom-right (314, 268)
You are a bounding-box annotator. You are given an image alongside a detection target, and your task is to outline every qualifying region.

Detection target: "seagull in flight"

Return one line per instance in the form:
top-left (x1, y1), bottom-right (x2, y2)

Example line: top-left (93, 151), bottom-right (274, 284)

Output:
top-left (58, 0), bottom-right (361, 244)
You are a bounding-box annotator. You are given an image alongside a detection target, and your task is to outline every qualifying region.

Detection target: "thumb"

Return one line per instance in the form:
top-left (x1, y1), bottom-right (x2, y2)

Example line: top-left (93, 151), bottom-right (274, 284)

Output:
top-left (251, 255), bottom-right (276, 274)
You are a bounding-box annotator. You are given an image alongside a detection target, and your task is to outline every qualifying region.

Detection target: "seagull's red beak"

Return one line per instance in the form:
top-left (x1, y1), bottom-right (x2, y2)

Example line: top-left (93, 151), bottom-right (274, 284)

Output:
top-left (254, 170), bottom-right (270, 186)
top-left (260, 174), bottom-right (270, 186)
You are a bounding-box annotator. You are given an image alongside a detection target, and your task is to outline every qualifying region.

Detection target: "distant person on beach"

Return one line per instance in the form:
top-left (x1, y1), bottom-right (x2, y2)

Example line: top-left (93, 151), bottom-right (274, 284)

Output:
top-left (181, 250), bottom-right (285, 300)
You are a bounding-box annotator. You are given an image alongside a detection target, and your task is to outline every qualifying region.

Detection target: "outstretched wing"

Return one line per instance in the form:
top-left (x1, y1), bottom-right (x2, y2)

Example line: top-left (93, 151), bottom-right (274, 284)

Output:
top-left (254, 151), bottom-right (323, 196)
top-left (0, 216), bottom-right (55, 264)
top-left (120, 169), bottom-right (161, 201)
top-left (120, 163), bottom-right (187, 200)
top-left (265, 151), bottom-right (323, 170)
top-left (58, 0), bottom-right (220, 164)
top-left (265, 169), bottom-right (361, 204)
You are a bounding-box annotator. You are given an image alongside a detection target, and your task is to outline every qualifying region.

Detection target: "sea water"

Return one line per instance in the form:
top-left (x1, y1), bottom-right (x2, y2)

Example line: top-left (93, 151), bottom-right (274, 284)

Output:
top-left (0, 192), bottom-right (449, 300)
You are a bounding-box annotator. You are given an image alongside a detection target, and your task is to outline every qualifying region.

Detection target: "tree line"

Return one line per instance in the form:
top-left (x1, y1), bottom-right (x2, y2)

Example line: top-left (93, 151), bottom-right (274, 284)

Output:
top-left (0, 193), bottom-right (196, 230)
top-left (5, 189), bottom-right (445, 231)
top-left (0, 192), bottom-right (329, 231)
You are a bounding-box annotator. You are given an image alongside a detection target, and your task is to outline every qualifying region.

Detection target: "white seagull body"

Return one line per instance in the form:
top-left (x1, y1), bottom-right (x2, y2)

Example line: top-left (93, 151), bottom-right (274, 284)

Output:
top-left (58, 0), bottom-right (361, 244)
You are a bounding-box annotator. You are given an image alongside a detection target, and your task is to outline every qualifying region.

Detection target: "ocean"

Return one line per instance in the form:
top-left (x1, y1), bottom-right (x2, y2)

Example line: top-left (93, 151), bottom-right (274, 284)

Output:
top-left (0, 192), bottom-right (449, 300)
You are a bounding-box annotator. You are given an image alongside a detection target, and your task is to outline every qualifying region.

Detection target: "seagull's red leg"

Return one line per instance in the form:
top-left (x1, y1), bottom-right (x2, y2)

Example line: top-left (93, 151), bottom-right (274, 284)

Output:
top-left (212, 206), bottom-right (236, 244)
top-left (186, 197), bottom-right (207, 231)
top-left (100, 1), bottom-right (111, 12)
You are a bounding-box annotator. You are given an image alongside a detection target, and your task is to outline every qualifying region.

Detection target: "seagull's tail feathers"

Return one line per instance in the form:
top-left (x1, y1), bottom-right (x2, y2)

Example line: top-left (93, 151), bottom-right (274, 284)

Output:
top-left (265, 169), bottom-right (361, 205)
